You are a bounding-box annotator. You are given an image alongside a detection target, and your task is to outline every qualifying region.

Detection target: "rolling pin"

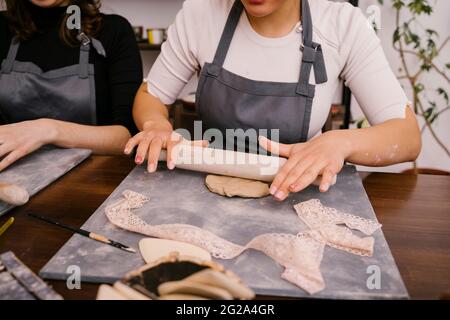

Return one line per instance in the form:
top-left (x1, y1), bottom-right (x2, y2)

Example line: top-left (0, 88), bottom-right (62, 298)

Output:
top-left (158, 145), bottom-right (286, 182)
top-left (0, 182), bottom-right (30, 206)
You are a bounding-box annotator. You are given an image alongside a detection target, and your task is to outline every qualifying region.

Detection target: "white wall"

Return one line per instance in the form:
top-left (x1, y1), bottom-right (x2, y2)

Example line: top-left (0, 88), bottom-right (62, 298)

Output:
top-left (101, 0), bottom-right (198, 97)
top-left (352, 0), bottom-right (450, 173)
top-left (101, 0), bottom-right (183, 77)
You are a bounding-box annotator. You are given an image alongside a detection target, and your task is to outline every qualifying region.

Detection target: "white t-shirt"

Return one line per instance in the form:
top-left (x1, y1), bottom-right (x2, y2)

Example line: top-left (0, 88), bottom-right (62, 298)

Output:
top-left (146, 0), bottom-right (409, 139)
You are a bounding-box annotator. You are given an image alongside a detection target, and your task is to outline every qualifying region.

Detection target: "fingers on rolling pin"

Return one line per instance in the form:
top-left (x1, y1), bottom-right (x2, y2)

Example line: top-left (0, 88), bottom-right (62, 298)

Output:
top-left (0, 183), bottom-right (30, 206)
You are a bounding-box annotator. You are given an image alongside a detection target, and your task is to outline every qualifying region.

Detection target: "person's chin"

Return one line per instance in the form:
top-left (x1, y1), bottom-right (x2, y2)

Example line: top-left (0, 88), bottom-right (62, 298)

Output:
top-left (242, 0), bottom-right (274, 18)
top-left (30, 0), bottom-right (64, 8)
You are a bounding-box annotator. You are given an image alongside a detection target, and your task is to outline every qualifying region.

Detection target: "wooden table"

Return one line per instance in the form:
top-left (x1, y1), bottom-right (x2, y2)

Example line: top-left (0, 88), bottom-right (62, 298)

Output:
top-left (0, 156), bottom-right (449, 300)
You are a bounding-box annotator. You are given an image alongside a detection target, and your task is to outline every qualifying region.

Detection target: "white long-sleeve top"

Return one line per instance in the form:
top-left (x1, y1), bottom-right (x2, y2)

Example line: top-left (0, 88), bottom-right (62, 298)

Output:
top-left (147, 0), bottom-right (409, 139)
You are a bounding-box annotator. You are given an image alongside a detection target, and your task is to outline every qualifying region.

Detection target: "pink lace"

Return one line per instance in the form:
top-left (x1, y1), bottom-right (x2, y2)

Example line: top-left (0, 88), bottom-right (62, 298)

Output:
top-left (105, 190), bottom-right (381, 295)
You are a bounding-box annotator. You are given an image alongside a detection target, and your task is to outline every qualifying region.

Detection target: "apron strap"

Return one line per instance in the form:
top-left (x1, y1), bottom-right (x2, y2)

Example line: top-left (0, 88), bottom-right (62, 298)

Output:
top-left (209, 0), bottom-right (327, 90)
top-left (78, 43), bottom-right (91, 79)
top-left (209, 0), bottom-right (244, 75)
top-left (296, 0), bottom-right (328, 96)
top-left (1, 38), bottom-right (20, 74)
top-left (78, 35), bottom-right (105, 78)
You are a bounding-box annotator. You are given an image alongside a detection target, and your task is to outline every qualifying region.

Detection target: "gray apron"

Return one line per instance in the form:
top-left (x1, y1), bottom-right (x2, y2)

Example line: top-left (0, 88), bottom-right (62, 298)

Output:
top-left (196, 0), bottom-right (327, 153)
top-left (0, 37), bottom-right (101, 125)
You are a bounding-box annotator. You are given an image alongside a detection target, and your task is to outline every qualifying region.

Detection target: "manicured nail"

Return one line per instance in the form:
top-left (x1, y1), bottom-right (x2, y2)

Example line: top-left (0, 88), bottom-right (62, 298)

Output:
top-left (167, 161), bottom-right (175, 170)
top-left (274, 190), bottom-right (286, 200)
top-left (320, 183), bottom-right (330, 192)
top-left (269, 186), bottom-right (278, 195)
top-left (135, 156), bottom-right (143, 164)
top-left (332, 175), bottom-right (337, 185)
top-left (124, 148), bottom-right (130, 155)
top-left (148, 163), bottom-right (156, 172)
top-left (289, 184), bottom-right (298, 192)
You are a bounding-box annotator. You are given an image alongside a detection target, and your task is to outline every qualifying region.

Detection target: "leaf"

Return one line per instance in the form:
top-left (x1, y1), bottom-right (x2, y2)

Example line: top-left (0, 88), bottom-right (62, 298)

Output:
top-left (393, 28), bottom-right (401, 43)
top-left (414, 83), bottom-right (425, 94)
top-left (426, 29), bottom-right (438, 37)
top-left (424, 107), bottom-right (433, 120)
top-left (437, 88), bottom-right (449, 104)
top-left (393, 0), bottom-right (405, 10)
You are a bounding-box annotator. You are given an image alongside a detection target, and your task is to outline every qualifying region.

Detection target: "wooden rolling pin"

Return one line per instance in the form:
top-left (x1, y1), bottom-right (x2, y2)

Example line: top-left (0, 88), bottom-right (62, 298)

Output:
top-left (158, 145), bottom-right (286, 182)
top-left (0, 182), bottom-right (30, 206)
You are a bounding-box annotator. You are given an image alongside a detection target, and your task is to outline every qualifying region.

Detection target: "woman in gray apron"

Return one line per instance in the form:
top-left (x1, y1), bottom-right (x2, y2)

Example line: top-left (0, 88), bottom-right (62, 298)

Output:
top-left (126, 0), bottom-right (421, 201)
top-left (0, 0), bottom-right (142, 171)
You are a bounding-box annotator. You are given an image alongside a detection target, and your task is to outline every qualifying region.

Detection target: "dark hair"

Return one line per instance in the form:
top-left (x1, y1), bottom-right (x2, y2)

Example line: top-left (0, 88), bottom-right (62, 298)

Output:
top-left (4, 0), bottom-right (103, 46)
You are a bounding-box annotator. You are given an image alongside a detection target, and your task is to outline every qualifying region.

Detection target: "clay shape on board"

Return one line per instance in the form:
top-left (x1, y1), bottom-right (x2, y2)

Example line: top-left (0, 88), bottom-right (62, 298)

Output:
top-left (205, 175), bottom-right (270, 198)
top-left (139, 238), bottom-right (212, 263)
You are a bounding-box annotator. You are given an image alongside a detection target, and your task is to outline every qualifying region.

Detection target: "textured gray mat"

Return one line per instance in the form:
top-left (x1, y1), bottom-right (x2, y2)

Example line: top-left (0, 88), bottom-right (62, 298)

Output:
top-left (0, 147), bottom-right (91, 216)
top-left (41, 165), bottom-right (408, 299)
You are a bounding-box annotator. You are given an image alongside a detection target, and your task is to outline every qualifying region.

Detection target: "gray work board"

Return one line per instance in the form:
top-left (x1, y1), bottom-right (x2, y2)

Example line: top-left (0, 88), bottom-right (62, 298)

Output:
top-left (41, 165), bottom-right (408, 299)
top-left (0, 147), bottom-right (91, 216)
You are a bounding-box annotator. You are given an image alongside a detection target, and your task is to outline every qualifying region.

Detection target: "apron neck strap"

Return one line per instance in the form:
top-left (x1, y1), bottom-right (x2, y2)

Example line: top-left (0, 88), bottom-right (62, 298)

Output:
top-left (212, 0), bottom-right (244, 68)
top-left (1, 38), bottom-right (20, 74)
top-left (78, 43), bottom-right (91, 79)
top-left (301, 0), bottom-right (313, 47)
top-left (211, 0), bottom-right (327, 86)
top-left (296, 0), bottom-right (328, 96)
top-left (212, 0), bottom-right (311, 68)
top-left (1, 36), bottom-right (100, 80)
top-left (78, 34), bottom-right (106, 79)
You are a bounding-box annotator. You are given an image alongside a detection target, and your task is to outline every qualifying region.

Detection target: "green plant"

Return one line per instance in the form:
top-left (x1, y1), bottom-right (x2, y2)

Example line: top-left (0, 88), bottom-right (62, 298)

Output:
top-left (377, 0), bottom-right (449, 164)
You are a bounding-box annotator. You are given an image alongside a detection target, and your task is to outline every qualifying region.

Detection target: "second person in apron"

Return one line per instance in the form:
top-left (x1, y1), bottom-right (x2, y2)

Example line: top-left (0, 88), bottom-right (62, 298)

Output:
top-left (0, 0), bottom-right (142, 171)
top-left (126, 0), bottom-right (421, 201)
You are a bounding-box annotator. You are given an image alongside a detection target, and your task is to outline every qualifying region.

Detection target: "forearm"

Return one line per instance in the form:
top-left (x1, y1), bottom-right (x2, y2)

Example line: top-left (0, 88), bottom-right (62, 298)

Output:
top-left (336, 107), bottom-right (422, 166)
top-left (133, 83), bottom-right (172, 131)
top-left (45, 119), bottom-right (131, 155)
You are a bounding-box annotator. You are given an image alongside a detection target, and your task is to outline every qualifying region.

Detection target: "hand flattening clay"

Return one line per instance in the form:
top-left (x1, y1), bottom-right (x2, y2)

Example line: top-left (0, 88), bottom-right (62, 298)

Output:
top-left (205, 175), bottom-right (270, 198)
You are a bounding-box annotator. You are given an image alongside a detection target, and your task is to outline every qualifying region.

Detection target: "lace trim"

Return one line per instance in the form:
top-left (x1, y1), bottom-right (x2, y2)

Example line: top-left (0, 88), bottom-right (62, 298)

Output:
top-left (294, 199), bottom-right (381, 257)
top-left (105, 190), bottom-right (381, 295)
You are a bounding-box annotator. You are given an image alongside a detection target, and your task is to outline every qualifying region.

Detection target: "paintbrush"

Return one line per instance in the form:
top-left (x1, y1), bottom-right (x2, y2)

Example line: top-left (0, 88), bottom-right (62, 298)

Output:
top-left (0, 217), bottom-right (14, 237)
top-left (28, 213), bottom-right (136, 253)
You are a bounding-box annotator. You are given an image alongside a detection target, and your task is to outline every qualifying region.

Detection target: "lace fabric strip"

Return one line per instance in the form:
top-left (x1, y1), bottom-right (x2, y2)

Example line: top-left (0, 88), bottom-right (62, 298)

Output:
top-left (294, 200), bottom-right (382, 257)
top-left (105, 190), bottom-right (381, 295)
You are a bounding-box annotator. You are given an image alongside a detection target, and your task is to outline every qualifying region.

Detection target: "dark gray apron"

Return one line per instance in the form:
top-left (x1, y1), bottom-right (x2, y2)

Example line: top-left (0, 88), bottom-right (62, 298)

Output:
top-left (196, 0), bottom-right (327, 153)
top-left (0, 37), bottom-right (101, 125)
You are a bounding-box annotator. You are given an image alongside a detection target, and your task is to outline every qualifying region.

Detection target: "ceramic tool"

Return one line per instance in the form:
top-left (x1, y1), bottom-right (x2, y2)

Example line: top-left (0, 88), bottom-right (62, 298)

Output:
top-left (0, 251), bottom-right (63, 300)
top-left (28, 213), bottom-right (136, 253)
top-left (0, 182), bottom-right (29, 206)
top-left (158, 145), bottom-right (287, 182)
top-left (139, 238), bottom-right (212, 263)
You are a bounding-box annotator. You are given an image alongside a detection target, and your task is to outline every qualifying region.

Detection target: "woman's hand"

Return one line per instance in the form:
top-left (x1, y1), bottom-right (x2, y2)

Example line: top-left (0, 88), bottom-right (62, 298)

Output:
top-left (0, 119), bottom-right (57, 171)
top-left (259, 131), bottom-right (351, 201)
top-left (124, 121), bottom-right (208, 172)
